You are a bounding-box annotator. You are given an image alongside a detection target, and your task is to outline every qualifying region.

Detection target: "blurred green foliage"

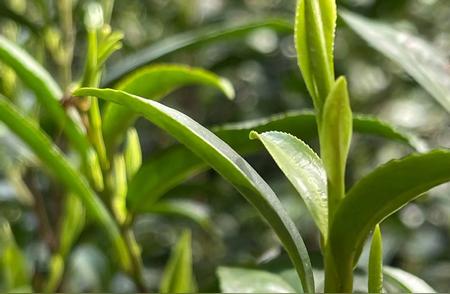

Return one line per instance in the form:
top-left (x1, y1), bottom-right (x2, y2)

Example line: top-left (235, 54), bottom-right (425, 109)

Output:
top-left (0, 0), bottom-right (449, 292)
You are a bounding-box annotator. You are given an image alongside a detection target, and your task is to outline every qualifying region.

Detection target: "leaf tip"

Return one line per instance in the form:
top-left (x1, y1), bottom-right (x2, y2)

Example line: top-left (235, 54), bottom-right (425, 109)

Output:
top-left (334, 75), bottom-right (347, 89)
top-left (220, 78), bottom-right (236, 100)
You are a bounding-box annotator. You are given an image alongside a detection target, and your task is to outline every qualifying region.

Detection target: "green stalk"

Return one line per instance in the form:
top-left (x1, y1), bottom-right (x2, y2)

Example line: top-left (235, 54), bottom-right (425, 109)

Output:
top-left (56, 0), bottom-right (74, 88)
top-left (122, 219), bottom-right (147, 292)
top-left (320, 78), bottom-right (353, 292)
top-left (81, 4), bottom-right (147, 290)
top-left (82, 28), bottom-right (109, 171)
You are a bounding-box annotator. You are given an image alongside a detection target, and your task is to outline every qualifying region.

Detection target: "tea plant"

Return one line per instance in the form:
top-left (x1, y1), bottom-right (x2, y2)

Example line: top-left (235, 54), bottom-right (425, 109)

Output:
top-left (0, 0), bottom-right (449, 293)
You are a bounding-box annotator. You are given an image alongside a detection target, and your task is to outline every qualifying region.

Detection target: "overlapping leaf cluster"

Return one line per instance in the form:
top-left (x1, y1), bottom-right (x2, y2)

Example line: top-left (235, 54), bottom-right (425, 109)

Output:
top-left (0, 0), bottom-right (448, 293)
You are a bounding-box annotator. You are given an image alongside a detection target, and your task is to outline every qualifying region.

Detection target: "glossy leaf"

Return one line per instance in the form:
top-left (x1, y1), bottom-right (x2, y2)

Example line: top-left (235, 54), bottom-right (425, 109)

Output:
top-left (250, 131), bottom-right (328, 239)
top-left (217, 267), bottom-right (297, 293)
top-left (128, 110), bottom-right (425, 212)
top-left (0, 35), bottom-right (91, 157)
top-left (74, 87), bottom-right (315, 292)
top-left (329, 150), bottom-right (450, 291)
top-left (102, 64), bottom-right (234, 151)
top-left (368, 225), bottom-right (383, 293)
top-left (0, 98), bottom-right (130, 271)
top-left (217, 111), bottom-right (425, 153)
top-left (341, 10), bottom-right (450, 113)
top-left (160, 230), bottom-right (196, 294)
top-left (383, 266), bottom-right (435, 293)
top-left (295, 0), bottom-right (336, 113)
top-left (320, 77), bottom-right (352, 219)
top-left (102, 19), bottom-right (292, 86)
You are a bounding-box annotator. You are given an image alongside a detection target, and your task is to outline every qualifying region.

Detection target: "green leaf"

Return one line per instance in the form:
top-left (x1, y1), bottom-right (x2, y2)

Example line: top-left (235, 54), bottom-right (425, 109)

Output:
top-left (217, 267), bottom-right (297, 293)
top-left (217, 110), bottom-right (425, 153)
top-left (102, 19), bottom-right (292, 86)
top-left (127, 146), bottom-right (205, 211)
top-left (368, 224), bottom-right (383, 293)
top-left (320, 77), bottom-right (352, 219)
top-left (127, 110), bottom-right (425, 212)
top-left (295, 0), bottom-right (336, 113)
top-left (97, 30), bottom-right (123, 67)
top-left (250, 131), bottom-right (328, 240)
top-left (102, 64), bottom-right (234, 152)
top-left (329, 150), bottom-right (450, 290)
top-left (148, 199), bottom-right (212, 231)
top-left (383, 266), bottom-right (435, 293)
top-left (160, 230), bottom-right (196, 294)
top-left (0, 219), bottom-right (30, 292)
top-left (73, 87), bottom-right (315, 292)
top-left (341, 9), bottom-right (450, 113)
top-left (0, 35), bottom-right (91, 157)
top-left (0, 98), bottom-right (130, 271)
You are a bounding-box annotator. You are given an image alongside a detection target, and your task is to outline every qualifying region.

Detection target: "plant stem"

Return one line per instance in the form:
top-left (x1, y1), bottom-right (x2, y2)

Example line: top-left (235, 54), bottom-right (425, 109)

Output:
top-left (82, 29), bottom-right (109, 171)
top-left (122, 222), bottom-right (147, 292)
top-left (26, 170), bottom-right (57, 251)
top-left (57, 0), bottom-right (74, 89)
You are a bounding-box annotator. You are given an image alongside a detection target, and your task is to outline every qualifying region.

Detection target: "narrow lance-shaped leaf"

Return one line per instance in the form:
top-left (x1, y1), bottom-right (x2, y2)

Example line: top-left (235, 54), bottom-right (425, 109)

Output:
top-left (102, 64), bottom-right (234, 153)
top-left (74, 87), bottom-right (315, 292)
top-left (217, 267), bottom-right (297, 294)
top-left (320, 77), bottom-right (353, 220)
top-left (102, 19), bottom-right (293, 86)
top-left (160, 230), bottom-right (196, 294)
top-left (383, 266), bottom-right (435, 293)
top-left (329, 150), bottom-right (450, 292)
top-left (368, 224), bottom-right (383, 293)
top-left (0, 36), bottom-right (102, 188)
top-left (341, 9), bottom-right (450, 113)
top-left (0, 98), bottom-right (131, 271)
top-left (127, 110), bottom-right (425, 212)
top-left (250, 131), bottom-right (328, 240)
top-left (81, 3), bottom-right (109, 170)
top-left (295, 0), bottom-right (336, 114)
top-left (0, 35), bottom-right (90, 157)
